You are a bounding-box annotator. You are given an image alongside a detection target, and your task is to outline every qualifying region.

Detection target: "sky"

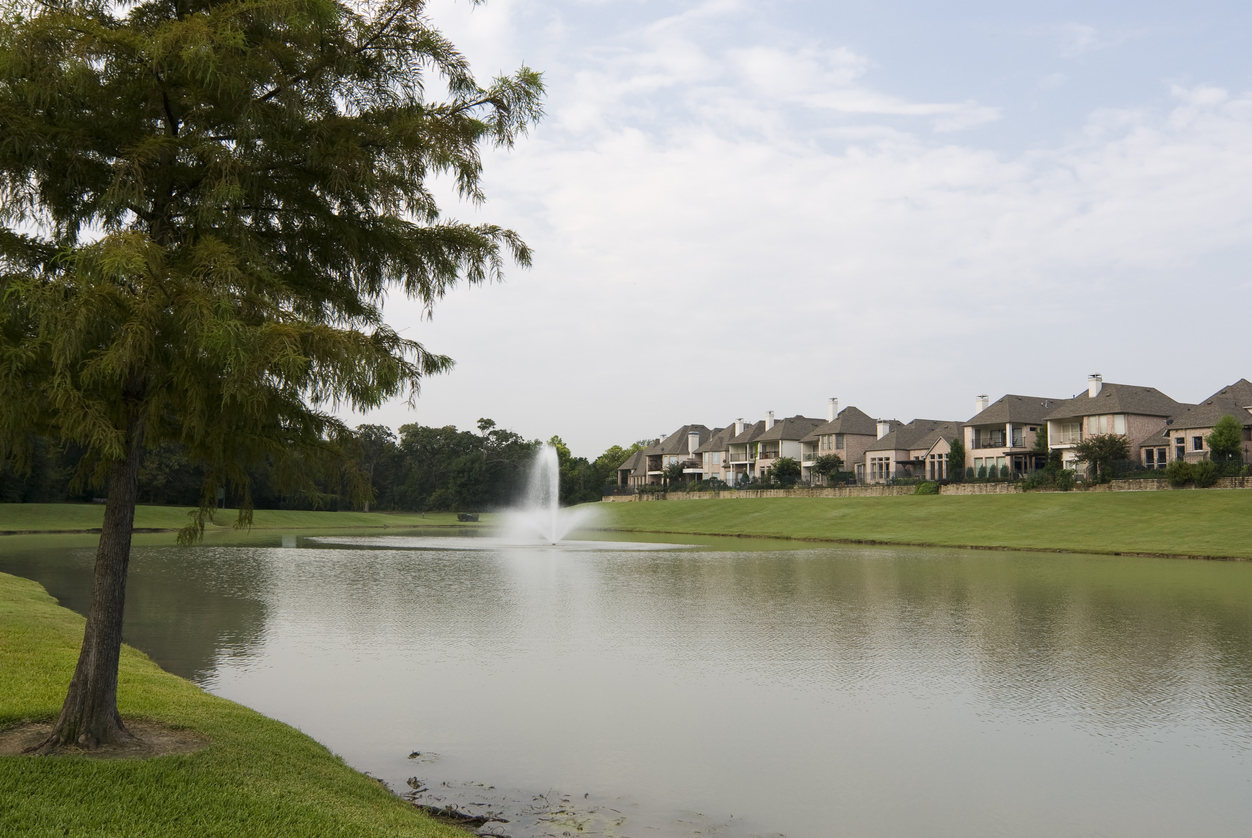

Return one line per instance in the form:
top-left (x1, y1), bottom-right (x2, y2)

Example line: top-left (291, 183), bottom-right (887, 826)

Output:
top-left (353, 0), bottom-right (1252, 459)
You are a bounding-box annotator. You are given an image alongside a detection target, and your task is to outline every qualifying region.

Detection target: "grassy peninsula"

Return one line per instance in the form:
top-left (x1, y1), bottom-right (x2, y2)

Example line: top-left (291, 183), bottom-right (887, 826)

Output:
top-left (0, 572), bottom-right (461, 837)
top-left (598, 491), bottom-right (1252, 559)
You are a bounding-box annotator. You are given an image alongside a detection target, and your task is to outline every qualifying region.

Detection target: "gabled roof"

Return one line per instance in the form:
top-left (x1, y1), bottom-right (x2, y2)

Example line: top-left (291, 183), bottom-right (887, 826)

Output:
top-left (694, 424), bottom-right (735, 455)
top-left (651, 424), bottom-right (713, 458)
top-left (756, 415), bottom-right (823, 443)
top-left (617, 449), bottom-right (646, 475)
top-left (966, 394), bottom-right (1063, 427)
top-left (866, 419), bottom-right (961, 454)
top-left (729, 420), bottom-right (767, 445)
top-left (1168, 379), bottom-right (1252, 431)
top-left (1044, 382), bottom-right (1184, 421)
top-left (801, 406), bottom-right (878, 442)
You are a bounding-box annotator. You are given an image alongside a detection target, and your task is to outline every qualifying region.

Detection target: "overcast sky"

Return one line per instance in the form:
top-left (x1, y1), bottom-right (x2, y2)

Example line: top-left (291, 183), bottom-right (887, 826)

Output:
top-left (353, 0), bottom-right (1252, 459)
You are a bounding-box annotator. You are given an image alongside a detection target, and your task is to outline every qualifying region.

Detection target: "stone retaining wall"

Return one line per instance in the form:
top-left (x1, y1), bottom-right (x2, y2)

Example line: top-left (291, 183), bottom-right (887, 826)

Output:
top-left (602, 476), bottom-right (1250, 502)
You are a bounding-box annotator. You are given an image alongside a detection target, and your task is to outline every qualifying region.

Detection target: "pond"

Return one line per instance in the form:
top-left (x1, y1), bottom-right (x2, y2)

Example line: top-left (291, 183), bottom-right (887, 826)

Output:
top-left (2, 528), bottom-right (1252, 837)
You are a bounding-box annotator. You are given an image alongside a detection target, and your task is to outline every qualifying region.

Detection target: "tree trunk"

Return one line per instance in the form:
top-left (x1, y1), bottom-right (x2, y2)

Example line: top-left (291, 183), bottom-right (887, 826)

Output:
top-left (34, 411), bottom-right (145, 751)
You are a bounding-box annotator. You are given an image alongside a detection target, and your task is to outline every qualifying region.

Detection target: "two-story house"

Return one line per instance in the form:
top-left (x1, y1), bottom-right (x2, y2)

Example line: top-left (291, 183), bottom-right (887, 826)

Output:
top-left (964, 393), bottom-right (1061, 477)
top-left (752, 413), bottom-right (823, 479)
top-left (1044, 375), bottom-right (1186, 472)
top-left (694, 424), bottom-right (736, 483)
top-left (800, 399), bottom-right (879, 484)
top-left (863, 418), bottom-right (962, 483)
top-left (1147, 378), bottom-right (1252, 466)
top-left (726, 418), bottom-right (766, 485)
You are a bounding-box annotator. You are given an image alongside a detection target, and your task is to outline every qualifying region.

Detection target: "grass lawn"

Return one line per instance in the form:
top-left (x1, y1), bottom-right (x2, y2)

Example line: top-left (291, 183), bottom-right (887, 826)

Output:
top-left (598, 491), bottom-right (1252, 559)
top-left (0, 571), bottom-right (464, 838)
top-left (0, 503), bottom-right (489, 534)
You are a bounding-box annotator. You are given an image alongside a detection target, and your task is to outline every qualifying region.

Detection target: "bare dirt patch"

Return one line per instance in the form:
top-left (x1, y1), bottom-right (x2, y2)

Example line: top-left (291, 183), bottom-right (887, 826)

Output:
top-left (0, 720), bottom-right (207, 759)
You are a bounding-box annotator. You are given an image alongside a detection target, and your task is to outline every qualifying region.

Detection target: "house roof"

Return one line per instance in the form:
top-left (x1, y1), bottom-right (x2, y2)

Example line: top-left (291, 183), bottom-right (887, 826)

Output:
top-left (966, 394), bottom-right (1063, 427)
top-left (801, 406), bottom-right (879, 442)
top-left (617, 449), bottom-right (646, 475)
top-left (866, 419), bottom-right (961, 454)
top-left (694, 424), bottom-right (735, 455)
top-left (729, 420), bottom-right (767, 445)
top-left (1167, 379), bottom-right (1252, 431)
top-left (1044, 382), bottom-right (1184, 421)
top-left (650, 424), bottom-right (713, 458)
top-left (755, 415), bottom-right (824, 443)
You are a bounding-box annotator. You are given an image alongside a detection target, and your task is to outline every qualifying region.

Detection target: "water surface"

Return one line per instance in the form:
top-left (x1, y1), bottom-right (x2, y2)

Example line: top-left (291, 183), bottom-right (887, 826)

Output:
top-left (3, 529), bottom-right (1251, 837)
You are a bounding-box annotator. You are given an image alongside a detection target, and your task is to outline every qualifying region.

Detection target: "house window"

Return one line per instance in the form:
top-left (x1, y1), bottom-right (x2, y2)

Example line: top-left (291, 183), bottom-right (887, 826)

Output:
top-left (1145, 448), bottom-right (1155, 467)
top-left (1114, 415), bottom-right (1126, 435)
top-left (1176, 440), bottom-right (1186, 460)
top-left (835, 434), bottom-right (844, 450)
top-left (1193, 436), bottom-right (1203, 451)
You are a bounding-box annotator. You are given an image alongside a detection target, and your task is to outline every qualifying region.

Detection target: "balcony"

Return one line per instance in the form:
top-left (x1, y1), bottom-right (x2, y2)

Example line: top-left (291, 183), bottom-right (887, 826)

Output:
top-left (729, 453), bottom-right (752, 462)
top-left (972, 438), bottom-right (1024, 450)
top-left (1050, 432), bottom-right (1081, 446)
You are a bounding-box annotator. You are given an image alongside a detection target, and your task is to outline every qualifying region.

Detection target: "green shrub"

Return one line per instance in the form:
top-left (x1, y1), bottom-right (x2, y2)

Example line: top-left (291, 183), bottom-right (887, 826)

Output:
top-left (999, 465), bottom-right (1010, 480)
top-left (1165, 459), bottom-right (1194, 487)
top-left (1055, 470), bottom-right (1075, 491)
top-left (914, 481), bottom-right (940, 495)
top-left (976, 465), bottom-right (988, 479)
top-left (1193, 459), bottom-right (1220, 488)
top-left (965, 467), bottom-right (975, 480)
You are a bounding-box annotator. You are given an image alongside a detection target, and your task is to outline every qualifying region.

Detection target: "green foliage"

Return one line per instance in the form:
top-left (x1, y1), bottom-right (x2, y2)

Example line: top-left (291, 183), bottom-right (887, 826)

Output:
top-left (1165, 459), bottom-right (1195, 487)
top-left (948, 437), bottom-right (966, 478)
top-left (965, 467), bottom-right (975, 480)
top-left (999, 464), bottom-right (1010, 480)
top-left (913, 481), bottom-right (939, 495)
top-left (1193, 459), bottom-right (1221, 488)
top-left (0, 0), bottom-right (544, 535)
top-left (769, 456), bottom-right (801, 488)
top-left (812, 454), bottom-right (844, 484)
top-left (1207, 415), bottom-right (1244, 461)
top-left (976, 465), bottom-right (988, 479)
top-left (662, 461), bottom-right (687, 488)
top-left (1073, 434), bottom-right (1131, 482)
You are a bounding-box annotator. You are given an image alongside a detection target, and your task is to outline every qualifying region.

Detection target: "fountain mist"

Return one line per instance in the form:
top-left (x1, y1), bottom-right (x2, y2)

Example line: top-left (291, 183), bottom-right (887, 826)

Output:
top-left (506, 443), bottom-right (598, 544)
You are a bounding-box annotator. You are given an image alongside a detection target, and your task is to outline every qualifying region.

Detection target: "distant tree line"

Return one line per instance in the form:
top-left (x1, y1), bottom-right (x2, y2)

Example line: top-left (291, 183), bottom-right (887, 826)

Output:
top-left (2, 420), bottom-right (639, 511)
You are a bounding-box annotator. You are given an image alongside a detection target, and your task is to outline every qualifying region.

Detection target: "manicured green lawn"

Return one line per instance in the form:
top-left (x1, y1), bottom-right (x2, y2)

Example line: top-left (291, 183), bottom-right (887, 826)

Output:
top-left (0, 572), bottom-right (463, 838)
top-left (0, 503), bottom-right (487, 533)
top-left (599, 491), bottom-right (1252, 558)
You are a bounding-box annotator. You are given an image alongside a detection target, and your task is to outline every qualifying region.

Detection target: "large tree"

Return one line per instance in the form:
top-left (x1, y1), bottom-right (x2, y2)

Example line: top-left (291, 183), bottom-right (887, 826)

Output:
top-left (1073, 434), bottom-right (1130, 482)
top-left (0, 0), bottom-right (541, 750)
top-left (1206, 415), bottom-right (1244, 462)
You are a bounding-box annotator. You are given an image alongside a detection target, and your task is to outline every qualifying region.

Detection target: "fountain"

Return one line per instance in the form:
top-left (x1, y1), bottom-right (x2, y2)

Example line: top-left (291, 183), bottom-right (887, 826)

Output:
top-left (507, 443), bottom-right (598, 544)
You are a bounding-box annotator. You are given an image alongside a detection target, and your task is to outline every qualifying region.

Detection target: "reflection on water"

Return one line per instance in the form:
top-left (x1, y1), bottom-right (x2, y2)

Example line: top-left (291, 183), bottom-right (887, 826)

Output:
top-left (3, 531), bottom-right (1252, 837)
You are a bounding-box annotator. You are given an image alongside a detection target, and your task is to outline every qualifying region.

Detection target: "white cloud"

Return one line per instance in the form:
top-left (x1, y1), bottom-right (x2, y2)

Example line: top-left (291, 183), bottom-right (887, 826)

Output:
top-left (353, 5), bottom-right (1252, 457)
top-left (1057, 22), bottom-right (1141, 58)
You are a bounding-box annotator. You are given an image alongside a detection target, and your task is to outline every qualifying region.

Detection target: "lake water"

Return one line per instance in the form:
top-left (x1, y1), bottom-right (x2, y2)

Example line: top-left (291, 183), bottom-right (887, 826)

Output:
top-left (3, 529), bottom-right (1252, 837)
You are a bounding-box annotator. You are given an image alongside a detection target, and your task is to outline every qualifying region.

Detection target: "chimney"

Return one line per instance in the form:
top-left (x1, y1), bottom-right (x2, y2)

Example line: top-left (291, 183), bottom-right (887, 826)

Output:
top-left (766, 411), bottom-right (775, 430)
top-left (735, 418), bottom-right (744, 436)
top-left (1088, 374), bottom-right (1103, 398)
top-left (828, 397), bottom-right (839, 422)
top-left (688, 430), bottom-right (700, 458)
top-left (877, 419), bottom-right (891, 440)
top-left (975, 394), bottom-right (989, 414)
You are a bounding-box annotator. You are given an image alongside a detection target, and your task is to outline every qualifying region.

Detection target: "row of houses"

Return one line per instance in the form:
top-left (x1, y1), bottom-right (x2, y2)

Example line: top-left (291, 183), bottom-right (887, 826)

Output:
top-left (616, 375), bottom-right (1252, 487)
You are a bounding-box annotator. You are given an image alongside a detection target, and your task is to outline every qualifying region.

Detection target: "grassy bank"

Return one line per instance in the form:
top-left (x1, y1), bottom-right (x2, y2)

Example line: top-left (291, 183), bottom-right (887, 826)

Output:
top-left (0, 571), bottom-right (463, 838)
top-left (0, 503), bottom-right (487, 534)
top-left (598, 491), bottom-right (1252, 559)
